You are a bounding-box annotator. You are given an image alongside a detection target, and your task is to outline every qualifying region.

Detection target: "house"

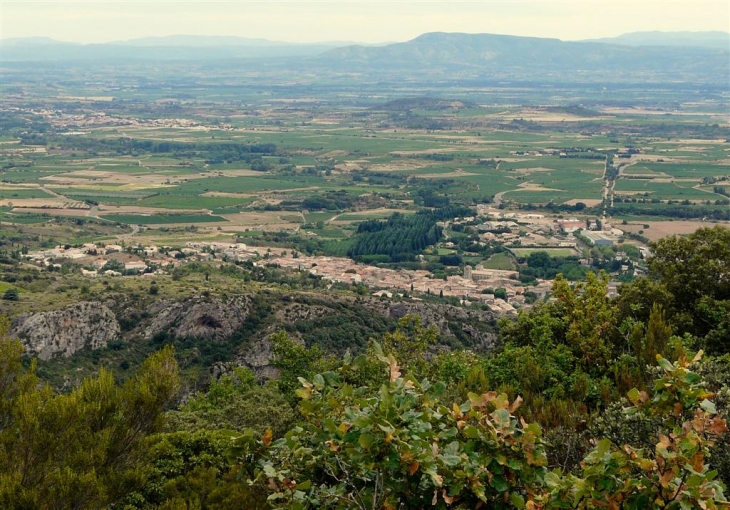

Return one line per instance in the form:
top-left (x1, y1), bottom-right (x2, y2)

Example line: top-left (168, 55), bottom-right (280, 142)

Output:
top-left (124, 260), bottom-right (148, 272)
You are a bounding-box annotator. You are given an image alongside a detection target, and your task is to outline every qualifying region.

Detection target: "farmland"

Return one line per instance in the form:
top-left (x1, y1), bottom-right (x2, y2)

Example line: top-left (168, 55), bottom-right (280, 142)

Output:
top-left (0, 82), bottom-right (728, 255)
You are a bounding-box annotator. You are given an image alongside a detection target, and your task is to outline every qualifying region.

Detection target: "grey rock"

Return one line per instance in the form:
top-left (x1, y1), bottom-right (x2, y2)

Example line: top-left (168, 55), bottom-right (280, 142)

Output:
top-left (143, 295), bottom-right (252, 342)
top-left (12, 302), bottom-right (120, 360)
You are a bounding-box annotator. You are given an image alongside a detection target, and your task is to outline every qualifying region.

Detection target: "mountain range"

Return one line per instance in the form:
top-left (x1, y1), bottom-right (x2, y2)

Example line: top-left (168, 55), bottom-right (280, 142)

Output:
top-left (2, 31), bottom-right (727, 85)
top-left (584, 31), bottom-right (730, 49)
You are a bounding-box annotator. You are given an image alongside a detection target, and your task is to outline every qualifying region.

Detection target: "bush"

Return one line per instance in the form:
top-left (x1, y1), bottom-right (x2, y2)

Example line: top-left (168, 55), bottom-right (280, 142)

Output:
top-left (2, 289), bottom-right (19, 301)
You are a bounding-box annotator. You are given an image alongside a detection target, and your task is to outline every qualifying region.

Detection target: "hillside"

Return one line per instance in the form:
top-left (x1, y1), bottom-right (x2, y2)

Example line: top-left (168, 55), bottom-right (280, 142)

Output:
top-left (584, 30), bottom-right (730, 49)
top-left (319, 32), bottom-right (729, 83)
top-left (1, 227), bottom-right (728, 509)
top-left (3, 31), bottom-right (727, 85)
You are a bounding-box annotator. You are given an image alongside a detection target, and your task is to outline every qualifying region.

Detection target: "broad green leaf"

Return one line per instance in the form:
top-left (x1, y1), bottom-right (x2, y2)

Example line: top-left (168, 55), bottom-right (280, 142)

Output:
top-left (296, 480), bottom-right (312, 490)
top-left (700, 399), bottom-right (717, 414)
top-left (359, 433), bottom-right (374, 449)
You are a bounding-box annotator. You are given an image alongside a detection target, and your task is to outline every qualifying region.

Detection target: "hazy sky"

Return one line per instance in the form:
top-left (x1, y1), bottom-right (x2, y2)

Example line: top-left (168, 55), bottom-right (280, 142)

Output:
top-left (2, 1), bottom-right (729, 44)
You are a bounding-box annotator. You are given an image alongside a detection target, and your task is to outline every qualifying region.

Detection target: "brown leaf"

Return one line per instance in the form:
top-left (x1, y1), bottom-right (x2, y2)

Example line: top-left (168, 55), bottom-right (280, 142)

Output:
top-left (389, 356), bottom-right (401, 382)
top-left (262, 428), bottom-right (273, 446)
top-left (708, 417), bottom-right (728, 436)
top-left (690, 452), bottom-right (705, 472)
top-left (408, 461), bottom-right (419, 475)
top-left (267, 478), bottom-right (278, 491)
top-left (673, 402), bottom-right (683, 417)
top-left (660, 469), bottom-right (675, 488)
top-left (442, 490), bottom-right (454, 505)
top-left (509, 395), bottom-right (524, 414)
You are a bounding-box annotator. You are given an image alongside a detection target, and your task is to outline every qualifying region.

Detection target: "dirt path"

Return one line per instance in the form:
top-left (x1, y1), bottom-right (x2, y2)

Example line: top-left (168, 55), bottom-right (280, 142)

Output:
top-left (493, 190), bottom-right (510, 206)
top-left (40, 186), bottom-right (66, 199)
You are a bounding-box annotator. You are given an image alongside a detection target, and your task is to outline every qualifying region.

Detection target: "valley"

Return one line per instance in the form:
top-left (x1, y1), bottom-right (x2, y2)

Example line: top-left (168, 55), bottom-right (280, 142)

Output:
top-left (1, 28), bottom-right (729, 509)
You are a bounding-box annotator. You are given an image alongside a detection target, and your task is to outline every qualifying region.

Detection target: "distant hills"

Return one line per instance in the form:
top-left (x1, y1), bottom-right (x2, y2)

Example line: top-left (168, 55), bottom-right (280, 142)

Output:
top-left (2, 31), bottom-right (727, 85)
top-left (0, 35), bottom-right (380, 60)
top-left (0, 35), bottom-right (349, 60)
top-left (583, 31), bottom-right (730, 49)
top-left (318, 32), bottom-right (728, 83)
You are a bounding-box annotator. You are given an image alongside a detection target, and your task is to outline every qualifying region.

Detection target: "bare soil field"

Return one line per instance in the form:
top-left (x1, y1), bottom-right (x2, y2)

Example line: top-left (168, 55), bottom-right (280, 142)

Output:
top-left (416, 171), bottom-right (478, 178)
top-left (496, 109), bottom-right (613, 122)
top-left (621, 220), bottom-right (729, 241)
top-left (98, 205), bottom-right (206, 215)
top-left (220, 211), bottom-right (303, 228)
top-left (3, 198), bottom-right (76, 208)
top-left (368, 162), bottom-right (432, 172)
top-left (516, 182), bottom-right (564, 192)
top-left (12, 208), bottom-right (90, 216)
top-left (563, 199), bottom-right (603, 207)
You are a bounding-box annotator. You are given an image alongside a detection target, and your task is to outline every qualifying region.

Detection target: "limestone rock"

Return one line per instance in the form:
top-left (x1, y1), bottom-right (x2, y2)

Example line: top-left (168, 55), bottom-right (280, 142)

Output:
top-left (12, 302), bottom-right (121, 360)
top-left (143, 295), bottom-right (252, 342)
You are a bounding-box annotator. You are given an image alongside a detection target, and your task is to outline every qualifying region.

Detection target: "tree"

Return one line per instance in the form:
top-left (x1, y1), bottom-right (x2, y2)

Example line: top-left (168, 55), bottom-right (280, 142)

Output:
top-left (233, 347), bottom-right (728, 509)
top-left (2, 289), bottom-right (18, 301)
top-left (647, 226), bottom-right (730, 345)
top-left (527, 251), bottom-right (551, 269)
top-left (547, 352), bottom-right (728, 509)
top-left (238, 343), bottom-right (549, 509)
top-left (0, 325), bottom-right (180, 509)
top-left (552, 271), bottom-right (617, 374)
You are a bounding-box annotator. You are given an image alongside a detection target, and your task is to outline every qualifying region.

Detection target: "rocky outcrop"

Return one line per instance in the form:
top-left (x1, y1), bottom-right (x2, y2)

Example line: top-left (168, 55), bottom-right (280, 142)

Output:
top-left (12, 302), bottom-right (121, 360)
top-left (143, 295), bottom-right (252, 342)
top-left (389, 301), bottom-right (498, 350)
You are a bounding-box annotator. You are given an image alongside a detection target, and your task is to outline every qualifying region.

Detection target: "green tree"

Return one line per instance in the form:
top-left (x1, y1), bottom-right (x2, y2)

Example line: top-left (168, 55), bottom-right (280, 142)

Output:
top-left (168, 368), bottom-right (296, 437)
top-left (647, 226), bottom-right (730, 347)
top-left (548, 352), bottom-right (728, 509)
top-left (232, 348), bottom-right (728, 510)
top-left (552, 271), bottom-right (617, 374)
top-left (2, 288), bottom-right (18, 301)
top-left (238, 343), bottom-right (549, 509)
top-left (0, 326), bottom-right (180, 509)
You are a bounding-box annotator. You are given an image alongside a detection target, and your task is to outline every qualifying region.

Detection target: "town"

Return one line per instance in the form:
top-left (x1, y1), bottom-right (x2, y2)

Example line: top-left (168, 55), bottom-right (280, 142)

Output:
top-left (19, 204), bottom-right (651, 314)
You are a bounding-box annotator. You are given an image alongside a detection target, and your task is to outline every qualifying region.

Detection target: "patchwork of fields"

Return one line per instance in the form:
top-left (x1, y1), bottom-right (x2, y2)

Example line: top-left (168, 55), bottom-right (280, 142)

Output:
top-left (1, 99), bottom-right (728, 248)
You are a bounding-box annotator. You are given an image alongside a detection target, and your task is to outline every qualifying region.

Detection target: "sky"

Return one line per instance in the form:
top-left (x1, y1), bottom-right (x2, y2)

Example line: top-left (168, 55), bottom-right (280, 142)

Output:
top-left (2, 0), bottom-right (729, 44)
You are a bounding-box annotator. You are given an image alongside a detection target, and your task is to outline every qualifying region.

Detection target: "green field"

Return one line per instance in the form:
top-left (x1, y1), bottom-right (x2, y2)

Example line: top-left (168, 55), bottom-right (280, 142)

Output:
top-left (510, 247), bottom-right (578, 257)
top-left (1, 93), bottom-right (728, 238)
top-left (480, 252), bottom-right (517, 270)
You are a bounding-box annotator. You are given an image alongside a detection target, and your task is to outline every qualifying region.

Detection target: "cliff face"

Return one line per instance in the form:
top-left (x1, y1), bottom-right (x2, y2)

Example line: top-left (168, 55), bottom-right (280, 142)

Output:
top-left (11, 302), bottom-right (121, 361)
top-left (142, 295), bottom-right (252, 342)
top-left (11, 292), bottom-right (499, 366)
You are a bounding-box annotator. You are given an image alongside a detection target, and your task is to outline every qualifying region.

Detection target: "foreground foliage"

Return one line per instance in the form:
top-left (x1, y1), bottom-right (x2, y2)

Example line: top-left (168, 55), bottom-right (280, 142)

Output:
top-left (0, 319), bottom-right (179, 508)
top-left (231, 344), bottom-right (727, 509)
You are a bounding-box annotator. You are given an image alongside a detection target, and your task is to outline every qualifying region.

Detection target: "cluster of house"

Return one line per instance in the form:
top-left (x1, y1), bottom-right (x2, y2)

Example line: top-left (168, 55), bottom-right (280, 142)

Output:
top-left (22, 240), bottom-right (546, 313)
top-left (25, 243), bottom-right (151, 276)
top-left (264, 255), bottom-right (552, 313)
top-left (11, 106), bottom-right (233, 132)
top-left (23, 242), bottom-right (263, 277)
top-left (465, 207), bottom-right (629, 251)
